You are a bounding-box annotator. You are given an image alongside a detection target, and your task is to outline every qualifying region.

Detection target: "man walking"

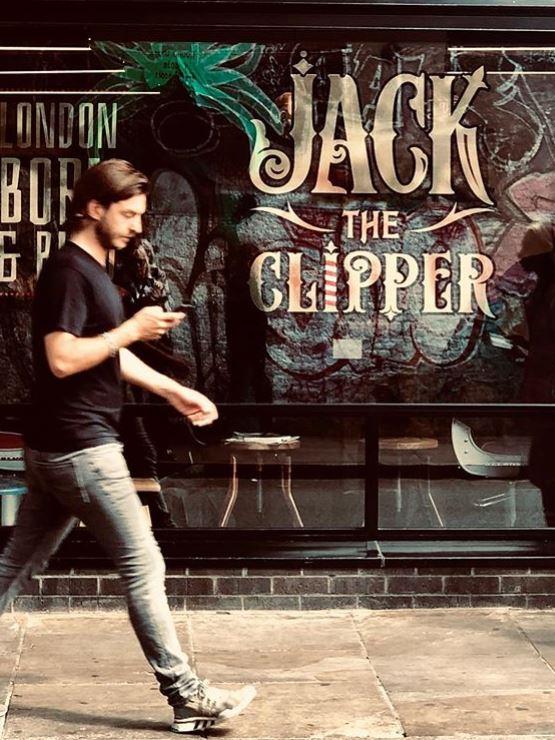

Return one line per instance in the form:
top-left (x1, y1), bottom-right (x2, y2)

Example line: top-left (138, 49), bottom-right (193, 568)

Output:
top-left (0, 159), bottom-right (256, 734)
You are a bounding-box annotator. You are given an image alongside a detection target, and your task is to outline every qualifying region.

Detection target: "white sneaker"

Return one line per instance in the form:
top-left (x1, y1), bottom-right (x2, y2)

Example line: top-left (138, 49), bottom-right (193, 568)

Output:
top-left (171, 680), bottom-right (257, 733)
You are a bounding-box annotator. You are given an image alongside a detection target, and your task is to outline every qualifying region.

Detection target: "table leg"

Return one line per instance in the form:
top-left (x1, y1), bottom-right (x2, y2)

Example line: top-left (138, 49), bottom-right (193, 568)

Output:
top-left (220, 454), bottom-right (239, 527)
top-left (509, 481), bottom-right (517, 527)
top-left (256, 454), bottom-right (263, 515)
top-left (395, 452), bottom-right (402, 515)
top-left (280, 456), bottom-right (304, 528)
top-left (425, 455), bottom-right (445, 528)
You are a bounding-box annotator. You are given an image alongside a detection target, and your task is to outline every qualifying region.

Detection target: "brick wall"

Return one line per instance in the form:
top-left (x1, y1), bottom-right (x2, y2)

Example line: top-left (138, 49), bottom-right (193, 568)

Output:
top-left (9, 565), bottom-right (555, 611)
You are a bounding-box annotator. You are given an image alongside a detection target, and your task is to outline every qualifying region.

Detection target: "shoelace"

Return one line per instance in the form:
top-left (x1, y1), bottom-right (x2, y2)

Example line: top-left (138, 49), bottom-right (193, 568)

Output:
top-left (197, 679), bottom-right (210, 696)
top-left (196, 680), bottom-right (218, 711)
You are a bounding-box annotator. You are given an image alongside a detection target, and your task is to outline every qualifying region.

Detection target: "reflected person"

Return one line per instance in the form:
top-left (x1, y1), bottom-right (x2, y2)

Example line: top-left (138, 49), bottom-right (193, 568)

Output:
top-left (113, 237), bottom-right (177, 528)
top-left (519, 220), bottom-right (555, 526)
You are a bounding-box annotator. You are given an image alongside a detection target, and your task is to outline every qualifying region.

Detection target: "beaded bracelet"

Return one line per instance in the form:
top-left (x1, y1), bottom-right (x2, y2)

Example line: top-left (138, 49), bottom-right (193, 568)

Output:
top-left (101, 331), bottom-right (119, 358)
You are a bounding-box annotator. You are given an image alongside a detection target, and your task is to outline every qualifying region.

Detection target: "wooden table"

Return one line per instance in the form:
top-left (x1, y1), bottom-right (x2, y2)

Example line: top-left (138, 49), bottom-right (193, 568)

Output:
top-left (221, 438), bottom-right (303, 528)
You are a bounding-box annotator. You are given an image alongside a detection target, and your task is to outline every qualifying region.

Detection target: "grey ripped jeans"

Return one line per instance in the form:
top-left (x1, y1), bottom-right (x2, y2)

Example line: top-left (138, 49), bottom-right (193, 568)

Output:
top-left (0, 442), bottom-right (199, 706)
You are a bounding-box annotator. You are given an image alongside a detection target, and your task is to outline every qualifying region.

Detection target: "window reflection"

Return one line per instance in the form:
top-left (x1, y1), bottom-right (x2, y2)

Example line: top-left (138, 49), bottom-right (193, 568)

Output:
top-left (378, 416), bottom-right (545, 530)
top-left (160, 417), bottom-right (365, 529)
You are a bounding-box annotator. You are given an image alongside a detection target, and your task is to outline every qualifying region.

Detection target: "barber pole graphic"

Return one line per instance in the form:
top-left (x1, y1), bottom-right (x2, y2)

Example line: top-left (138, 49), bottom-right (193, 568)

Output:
top-left (324, 239), bottom-right (338, 312)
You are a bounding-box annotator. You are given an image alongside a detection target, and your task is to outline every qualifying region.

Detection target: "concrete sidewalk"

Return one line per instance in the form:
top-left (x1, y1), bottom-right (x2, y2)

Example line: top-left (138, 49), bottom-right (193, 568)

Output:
top-left (2, 609), bottom-right (555, 739)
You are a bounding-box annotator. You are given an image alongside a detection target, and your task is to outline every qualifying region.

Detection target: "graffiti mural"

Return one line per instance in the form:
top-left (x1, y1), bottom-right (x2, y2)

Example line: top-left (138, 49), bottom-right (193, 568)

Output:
top-left (0, 40), bottom-right (553, 403)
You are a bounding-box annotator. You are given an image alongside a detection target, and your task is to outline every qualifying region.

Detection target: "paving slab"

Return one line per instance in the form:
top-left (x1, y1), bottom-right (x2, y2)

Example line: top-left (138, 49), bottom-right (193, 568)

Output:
top-left (2, 679), bottom-right (405, 740)
top-left (2, 682), bottom-right (175, 739)
top-left (354, 608), bottom-right (555, 737)
top-left (194, 649), bottom-right (372, 684)
top-left (0, 616), bottom-right (24, 682)
top-left (364, 652), bottom-right (555, 696)
top-left (186, 611), bottom-right (400, 734)
top-left (355, 609), bottom-right (555, 695)
top-left (189, 611), bottom-right (363, 654)
top-left (15, 633), bottom-right (153, 686)
top-left (203, 681), bottom-right (403, 739)
top-left (17, 614), bottom-right (196, 686)
top-left (192, 611), bottom-right (374, 684)
top-left (6, 609), bottom-right (555, 738)
top-left (353, 608), bottom-right (527, 657)
top-left (396, 691), bottom-right (555, 736)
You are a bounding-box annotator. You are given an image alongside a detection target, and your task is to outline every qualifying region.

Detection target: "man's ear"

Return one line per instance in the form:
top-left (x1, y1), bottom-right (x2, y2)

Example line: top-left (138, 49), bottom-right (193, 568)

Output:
top-left (84, 199), bottom-right (105, 222)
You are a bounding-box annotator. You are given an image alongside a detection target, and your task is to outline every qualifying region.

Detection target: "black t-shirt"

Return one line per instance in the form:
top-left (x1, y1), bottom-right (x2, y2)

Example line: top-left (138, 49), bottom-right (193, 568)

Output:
top-left (25, 242), bottom-right (125, 452)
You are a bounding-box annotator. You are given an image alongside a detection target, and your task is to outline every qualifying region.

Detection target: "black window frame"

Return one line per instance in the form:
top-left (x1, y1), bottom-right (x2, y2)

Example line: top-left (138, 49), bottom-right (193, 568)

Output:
top-left (3, 403), bottom-right (555, 568)
top-left (2, 1), bottom-right (555, 566)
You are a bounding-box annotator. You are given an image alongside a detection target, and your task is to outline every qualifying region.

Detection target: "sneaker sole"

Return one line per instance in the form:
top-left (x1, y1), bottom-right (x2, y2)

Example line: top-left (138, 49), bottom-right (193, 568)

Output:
top-left (170, 715), bottom-right (219, 733)
top-left (170, 686), bottom-right (257, 734)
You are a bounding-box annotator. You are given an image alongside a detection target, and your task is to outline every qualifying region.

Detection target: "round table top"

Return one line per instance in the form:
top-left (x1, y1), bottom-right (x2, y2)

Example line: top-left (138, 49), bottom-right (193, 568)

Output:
top-left (132, 478), bottom-right (162, 494)
top-left (379, 437), bottom-right (438, 451)
top-left (224, 438), bottom-right (300, 452)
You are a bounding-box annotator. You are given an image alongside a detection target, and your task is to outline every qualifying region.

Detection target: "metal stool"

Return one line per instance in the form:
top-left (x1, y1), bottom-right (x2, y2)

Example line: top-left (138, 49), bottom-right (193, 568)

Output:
top-left (0, 432), bottom-right (26, 526)
top-left (0, 477), bottom-right (26, 526)
top-left (221, 437), bottom-right (303, 527)
top-left (379, 437), bottom-right (442, 526)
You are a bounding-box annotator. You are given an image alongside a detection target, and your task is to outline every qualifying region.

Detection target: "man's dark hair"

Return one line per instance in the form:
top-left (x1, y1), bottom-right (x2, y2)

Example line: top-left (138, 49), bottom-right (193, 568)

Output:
top-left (67, 159), bottom-right (149, 229)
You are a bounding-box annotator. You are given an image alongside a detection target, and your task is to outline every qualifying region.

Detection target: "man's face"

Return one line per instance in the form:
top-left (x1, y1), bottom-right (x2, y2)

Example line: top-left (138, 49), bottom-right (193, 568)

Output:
top-left (95, 193), bottom-right (147, 251)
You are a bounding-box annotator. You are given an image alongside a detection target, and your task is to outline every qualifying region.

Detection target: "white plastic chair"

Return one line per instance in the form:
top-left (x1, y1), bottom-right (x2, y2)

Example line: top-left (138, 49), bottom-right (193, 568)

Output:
top-left (450, 419), bottom-right (527, 526)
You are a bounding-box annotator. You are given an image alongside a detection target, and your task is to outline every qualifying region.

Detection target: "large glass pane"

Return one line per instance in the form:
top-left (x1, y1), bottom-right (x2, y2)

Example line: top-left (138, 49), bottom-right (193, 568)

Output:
top-left (1, 36), bottom-right (554, 541)
top-left (378, 415), bottom-right (546, 529)
top-left (158, 416), bottom-right (365, 529)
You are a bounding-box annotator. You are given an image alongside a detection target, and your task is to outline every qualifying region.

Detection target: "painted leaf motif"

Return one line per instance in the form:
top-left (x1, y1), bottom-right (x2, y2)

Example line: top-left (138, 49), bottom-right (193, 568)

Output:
top-left (194, 90), bottom-right (258, 142)
top-left (120, 67), bottom-right (145, 84)
top-left (231, 78), bottom-right (282, 127)
top-left (92, 41), bottom-right (282, 145)
top-left (228, 46), bottom-right (264, 77)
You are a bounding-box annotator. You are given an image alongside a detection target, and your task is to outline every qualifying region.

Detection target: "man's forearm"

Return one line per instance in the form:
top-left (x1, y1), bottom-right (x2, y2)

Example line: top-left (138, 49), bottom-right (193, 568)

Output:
top-left (45, 307), bottom-right (185, 379)
top-left (121, 349), bottom-right (218, 425)
top-left (45, 321), bottom-right (140, 378)
top-left (120, 347), bottom-right (177, 398)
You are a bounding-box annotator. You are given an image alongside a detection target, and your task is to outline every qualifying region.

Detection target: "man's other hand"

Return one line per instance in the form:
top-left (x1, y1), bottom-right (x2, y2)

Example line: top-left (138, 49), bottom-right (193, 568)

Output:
top-left (163, 384), bottom-right (219, 427)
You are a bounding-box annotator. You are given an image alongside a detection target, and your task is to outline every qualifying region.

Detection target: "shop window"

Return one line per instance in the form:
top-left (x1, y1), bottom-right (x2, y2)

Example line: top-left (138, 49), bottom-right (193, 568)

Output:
top-left (378, 415), bottom-right (545, 530)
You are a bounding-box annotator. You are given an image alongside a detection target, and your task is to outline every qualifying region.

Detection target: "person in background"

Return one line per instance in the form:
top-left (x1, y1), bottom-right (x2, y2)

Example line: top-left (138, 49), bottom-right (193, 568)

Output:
top-left (0, 159), bottom-right (256, 734)
top-left (113, 237), bottom-right (177, 528)
top-left (519, 220), bottom-right (555, 526)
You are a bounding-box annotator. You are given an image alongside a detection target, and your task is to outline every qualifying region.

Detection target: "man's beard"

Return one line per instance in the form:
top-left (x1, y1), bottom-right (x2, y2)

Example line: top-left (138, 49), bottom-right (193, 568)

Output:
top-left (95, 220), bottom-right (116, 251)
